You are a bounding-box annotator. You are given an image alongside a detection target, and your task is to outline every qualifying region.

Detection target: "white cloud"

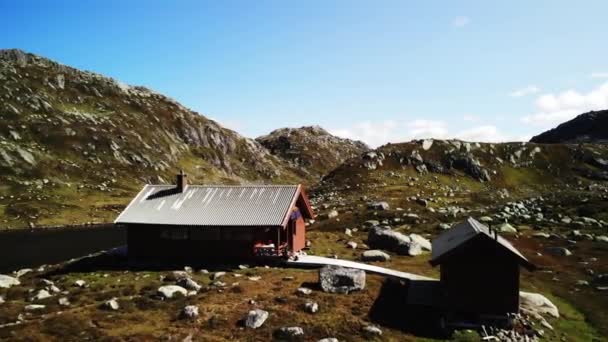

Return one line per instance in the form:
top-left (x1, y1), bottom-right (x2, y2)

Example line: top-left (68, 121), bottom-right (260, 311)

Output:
top-left (463, 114), bottom-right (480, 122)
top-left (455, 125), bottom-right (505, 142)
top-left (330, 120), bottom-right (513, 147)
top-left (591, 72), bottom-right (608, 79)
top-left (452, 16), bottom-right (470, 28)
top-left (509, 85), bottom-right (540, 98)
top-left (521, 82), bottom-right (608, 126)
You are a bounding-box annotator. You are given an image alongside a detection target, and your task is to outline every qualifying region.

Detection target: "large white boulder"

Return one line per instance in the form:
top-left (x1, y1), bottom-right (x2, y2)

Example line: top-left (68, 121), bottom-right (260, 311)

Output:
top-left (157, 285), bottom-right (188, 299)
top-left (319, 266), bottom-right (365, 294)
top-left (0, 274), bottom-right (20, 289)
top-left (520, 291), bottom-right (559, 318)
top-left (245, 309), bottom-right (269, 329)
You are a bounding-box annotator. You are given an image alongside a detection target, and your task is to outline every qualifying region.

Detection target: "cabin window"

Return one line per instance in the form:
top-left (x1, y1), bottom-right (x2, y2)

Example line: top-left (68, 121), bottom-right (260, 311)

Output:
top-left (190, 228), bottom-right (221, 241)
top-left (160, 227), bottom-right (189, 240)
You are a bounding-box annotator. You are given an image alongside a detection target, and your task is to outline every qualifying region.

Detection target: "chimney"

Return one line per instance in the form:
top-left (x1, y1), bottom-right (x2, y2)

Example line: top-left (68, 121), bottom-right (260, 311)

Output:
top-left (176, 170), bottom-right (188, 192)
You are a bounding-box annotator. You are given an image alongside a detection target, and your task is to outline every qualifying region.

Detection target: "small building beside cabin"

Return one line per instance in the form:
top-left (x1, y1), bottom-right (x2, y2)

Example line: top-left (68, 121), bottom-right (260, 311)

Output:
top-left (114, 172), bottom-right (314, 262)
top-left (429, 217), bottom-right (535, 319)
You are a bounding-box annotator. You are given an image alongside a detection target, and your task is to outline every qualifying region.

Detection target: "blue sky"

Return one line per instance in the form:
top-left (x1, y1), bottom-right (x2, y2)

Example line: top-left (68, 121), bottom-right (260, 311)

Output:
top-left (2, 0), bottom-right (608, 147)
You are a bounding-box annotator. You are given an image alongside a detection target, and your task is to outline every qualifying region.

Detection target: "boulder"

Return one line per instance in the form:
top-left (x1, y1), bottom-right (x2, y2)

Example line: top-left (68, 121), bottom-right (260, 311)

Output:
top-left (14, 269), bottom-right (32, 278)
top-left (409, 234), bottom-right (432, 251)
top-left (73, 280), bottom-right (87, 288)
top-left (596, 235), bottom-right (608, 243)
top-left (102, 298), bottom-right (120, 311)
top-left (157, 285), bottom-right (188, 299)
top-left (0, 274), bottom-right (20, 289)
top-left (180, 305), bottom-right (199, 319)
top-left (362, 325), bottom-right (383, 337)
top-left (361, 250), bottom-right (390, 262)
top-left (31, 289), bottom-right (52, 301)
top-left (24, 304), bottom-right (46, 311)
top-left (168, 271), bottom-right (191, 281)
top-left (296, 287), bottom-right (312, 295)
top-left (245, 309), bottom-right (269, 329)
top-left (177, 277), bottom-right (202, 292)
top-left (497, 222), bottom-right (518, 234)
top-left (319, 266), bottom-right (365, 294)
top-left (368, 227), bottom-right (428, 256)
top-left (326, 210), bottom-right (339, 219)
top-left (346, 241), bottom-right (357, 249)
top-left (0, 296), bottom-right (4, 305)
top-left (303, 301), bottom-right (319, 313)
top-left (545, 247), bottom-right (572, 257)
top-left (274, 326), bottom-right (305, 341)
top-left (519, 292), bottom-right (559, 318)
top-left (317, 339), bottom-right (339, 342)
top-left (368, 201), bottom-right (390, 210)
top-left (58, 297), bottom-right (70, 306)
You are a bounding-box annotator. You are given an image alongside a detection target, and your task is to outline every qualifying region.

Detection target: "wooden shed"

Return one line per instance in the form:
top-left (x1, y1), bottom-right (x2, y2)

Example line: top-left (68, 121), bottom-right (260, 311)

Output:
top-left (429, 218), bottom-right (535, 319)
top-left (114, 172), bottom-right (314, 262)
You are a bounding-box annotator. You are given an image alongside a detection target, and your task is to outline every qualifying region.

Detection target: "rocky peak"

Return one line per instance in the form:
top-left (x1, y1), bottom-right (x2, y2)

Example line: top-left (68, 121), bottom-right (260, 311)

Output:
top-left (256, 126), bottom-right (369, 179)
top-left (531, 109), bottom-right (608, 144)
top-left (0, 49), bottom-right (303, 228)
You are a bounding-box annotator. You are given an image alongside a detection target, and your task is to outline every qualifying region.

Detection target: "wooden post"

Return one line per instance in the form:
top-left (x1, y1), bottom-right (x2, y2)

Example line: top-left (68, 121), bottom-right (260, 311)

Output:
top-left (277, 227), bottom-right (281, 256)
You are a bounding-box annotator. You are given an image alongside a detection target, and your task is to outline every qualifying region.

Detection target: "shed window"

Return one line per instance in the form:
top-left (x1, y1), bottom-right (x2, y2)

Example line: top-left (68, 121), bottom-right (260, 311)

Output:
top-left (160, 227), bottom-right (189, 240)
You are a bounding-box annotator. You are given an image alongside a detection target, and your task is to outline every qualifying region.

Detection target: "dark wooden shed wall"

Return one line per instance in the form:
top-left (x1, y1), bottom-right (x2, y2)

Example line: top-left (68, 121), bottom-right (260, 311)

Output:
top-left (439, 235), bottom-right (521, 315)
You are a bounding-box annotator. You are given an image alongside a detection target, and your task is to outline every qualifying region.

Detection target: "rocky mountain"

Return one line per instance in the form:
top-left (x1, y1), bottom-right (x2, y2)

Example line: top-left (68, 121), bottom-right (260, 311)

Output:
top-left (256, 126), bottom-right (369, 180)
top-left (0, 49), bottom-right (304, 228)
top-left (531, 109), bottom-right (608, 144)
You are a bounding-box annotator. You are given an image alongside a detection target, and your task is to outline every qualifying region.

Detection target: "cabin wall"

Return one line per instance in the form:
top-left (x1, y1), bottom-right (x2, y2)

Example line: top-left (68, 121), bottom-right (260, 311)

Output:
top-left (126, 224), bottom-right (275, 261)
top-left (439, 238), bottom-right (521, 316)
top-left (291, 215), bottom-right (306, 252)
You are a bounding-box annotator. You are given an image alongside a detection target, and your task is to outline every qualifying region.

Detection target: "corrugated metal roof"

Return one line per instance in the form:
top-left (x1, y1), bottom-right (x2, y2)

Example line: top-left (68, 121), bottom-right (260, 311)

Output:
top-left (115, 185), bottom-right (300, 227)
top-left (430, 217), bottom-right (533, 269)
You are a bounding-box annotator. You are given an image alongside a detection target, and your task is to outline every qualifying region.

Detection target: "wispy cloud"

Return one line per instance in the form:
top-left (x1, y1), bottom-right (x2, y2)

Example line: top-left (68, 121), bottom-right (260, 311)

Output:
top-left (452, 16), bottom-right (470, 28)
top-left (330, 120), bottom-right (513, 148)
top-left (521, 82), bottom-right (608, 126)
top-left (591, 72), bottom-right (608, 79)
top-left (509, 85), bottom-right (540, 98)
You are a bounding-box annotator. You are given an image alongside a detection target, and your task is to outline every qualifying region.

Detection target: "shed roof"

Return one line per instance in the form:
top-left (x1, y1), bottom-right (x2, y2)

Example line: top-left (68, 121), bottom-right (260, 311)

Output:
top-left (429, 217), bottom-right (535, 271)
top-left (115, 184), bottom-right (312, 227)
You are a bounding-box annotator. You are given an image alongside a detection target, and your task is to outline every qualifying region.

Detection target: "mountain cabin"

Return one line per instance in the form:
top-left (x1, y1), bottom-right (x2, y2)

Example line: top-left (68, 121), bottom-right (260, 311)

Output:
top-left (429, 217), bottom-right (536, 321)
top-left (114, 172), bottom-right (314, 262)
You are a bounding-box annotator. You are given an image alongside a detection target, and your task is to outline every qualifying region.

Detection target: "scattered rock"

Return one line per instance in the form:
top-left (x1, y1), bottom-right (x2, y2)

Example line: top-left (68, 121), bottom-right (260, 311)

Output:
top-left (319, 266), bottom-right (365, 294)
top-left (545, 247), bottom-right (572, 257)
top-left (177, 277), bottom-right (202, 292)
top-left (361, 250), bottom-right (390, 262)
top-left (180, 305), bottom-right (199, 319)
top-left (496, 222), bottom-right (518, 234)
top-left (368, 201), bottom-right (390, 210)
top-left (346, 241), bottom-right (357, 249)
top-left (31, 289), bottom-right (52, 301)
top-left (297, 287), bottom-right (312, 295)
top-left (326, 210), bottom-right (339, 219)
top-left (0, 275), bottom-right (20, 289)
top-left (519, 292), bottom-right (559, 318)
top-left (73, 280), bottom-right (87, 288)
top-left (102, 298), bottom-right (120, 311)
top-left (303, 301), bottom-right (319, 313)
top-left (317, 339), bottom-right (339, 342)
top-left (362, 325), bottom-right (383, 337)
top-left (157, 285), bottom-right (188, 299)
top-left (58, 297), bottom-right (70, 306)
top-left (274, 326), bottom-right (305, 341)
top-left (245, 309), bottom-right (269, 329)
top-left (24, 304), bottom-right (46, 311)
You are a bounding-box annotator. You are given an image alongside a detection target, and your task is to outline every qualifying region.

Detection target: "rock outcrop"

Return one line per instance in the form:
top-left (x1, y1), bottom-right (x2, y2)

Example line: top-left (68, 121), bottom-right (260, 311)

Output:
top-left (531, 109), bottom-right (608, 144)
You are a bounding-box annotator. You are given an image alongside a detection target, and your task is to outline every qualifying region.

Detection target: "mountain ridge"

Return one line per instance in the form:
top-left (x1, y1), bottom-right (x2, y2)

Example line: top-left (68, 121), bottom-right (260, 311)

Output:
top-left (530, 109), bottom-right (608, 144)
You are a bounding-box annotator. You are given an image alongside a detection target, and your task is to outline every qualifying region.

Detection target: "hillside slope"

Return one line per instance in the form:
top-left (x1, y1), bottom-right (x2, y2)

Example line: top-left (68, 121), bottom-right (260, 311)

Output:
top-left (256, 126), bottom-right (369, 180)
top-left (0, 49), bottom-right (304, 228)
top-left (531, 109), bottom-right (608, 144)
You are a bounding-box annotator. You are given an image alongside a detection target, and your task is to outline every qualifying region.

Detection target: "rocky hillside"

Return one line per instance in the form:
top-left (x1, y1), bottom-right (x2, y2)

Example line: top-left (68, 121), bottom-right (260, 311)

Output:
top-left (256, 126), bottom-right (369, 180)
top-left (0, 49), bottom-right (304, 228)
top-left (531, 109), bottom-right (608, 144)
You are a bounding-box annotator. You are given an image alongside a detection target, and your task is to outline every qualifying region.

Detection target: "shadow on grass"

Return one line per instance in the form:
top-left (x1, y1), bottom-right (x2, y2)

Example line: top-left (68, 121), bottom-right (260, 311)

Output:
top-left (43, 246), bottom-right (285, 277)
top-left (369, 278), bottom-right (449, 339)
